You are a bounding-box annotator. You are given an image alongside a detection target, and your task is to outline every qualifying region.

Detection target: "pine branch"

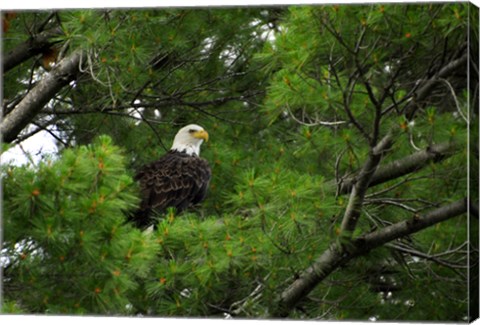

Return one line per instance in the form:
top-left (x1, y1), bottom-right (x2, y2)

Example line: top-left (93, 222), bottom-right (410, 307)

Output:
top-left (335, 141), bottom-right (457, 195)
top-left (272, 198), bottom-right (467, 317)
top-left (2, 26), bottom-right (63, 73)
top-left (404, 53), bottom-right (468, 119)
top-left (1, 51), bottom-right (84, 143)
top-left (353, 198), bottom-right (467, 250)
top-left (340, 132), bottom-right (394, 233)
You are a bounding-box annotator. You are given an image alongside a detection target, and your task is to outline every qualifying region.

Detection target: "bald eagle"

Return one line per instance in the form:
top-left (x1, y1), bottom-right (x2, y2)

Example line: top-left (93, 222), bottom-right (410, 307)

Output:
top-left (131, 124), bottom-right (211, 228)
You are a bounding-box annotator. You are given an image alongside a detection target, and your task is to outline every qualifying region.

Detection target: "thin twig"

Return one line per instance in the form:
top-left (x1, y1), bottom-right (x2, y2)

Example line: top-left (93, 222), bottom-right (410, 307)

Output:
top-left (335, 148), bottom-right (347, 199)
top-left (386, 243), bottom-right (468, 273)
top-left (439, 78), bottom-right (468, 123)
top-left (364, 198), bottom-right (418, 213)
top-left (365, 175), bottom-right (431, 198)
top-left (286, 103), bottom-right (347, 127)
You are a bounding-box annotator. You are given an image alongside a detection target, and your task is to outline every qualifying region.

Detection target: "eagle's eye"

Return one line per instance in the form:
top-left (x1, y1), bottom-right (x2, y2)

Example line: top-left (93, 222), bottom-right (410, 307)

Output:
top-left (188, 129), bottom-right (196, 134)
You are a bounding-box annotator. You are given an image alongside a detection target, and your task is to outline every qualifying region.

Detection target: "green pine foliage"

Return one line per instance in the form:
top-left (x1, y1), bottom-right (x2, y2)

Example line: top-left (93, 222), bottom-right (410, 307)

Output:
top-left (2, 136), bottom-right (158, 314)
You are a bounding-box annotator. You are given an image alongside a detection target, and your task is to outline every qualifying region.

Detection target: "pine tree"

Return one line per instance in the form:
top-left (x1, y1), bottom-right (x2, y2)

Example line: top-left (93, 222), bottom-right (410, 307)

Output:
top-left (2, 136), bottom-right (158, 314)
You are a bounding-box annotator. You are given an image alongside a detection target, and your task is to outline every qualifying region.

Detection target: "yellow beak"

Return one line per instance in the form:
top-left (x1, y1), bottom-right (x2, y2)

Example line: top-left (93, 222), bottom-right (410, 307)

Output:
top-left (194, 130), bottom-right (209, 142)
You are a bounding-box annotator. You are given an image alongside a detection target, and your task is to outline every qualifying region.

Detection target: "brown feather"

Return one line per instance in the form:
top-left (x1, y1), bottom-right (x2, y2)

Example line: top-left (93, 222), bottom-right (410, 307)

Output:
top-left (131, 150), bottom-right (211, 228)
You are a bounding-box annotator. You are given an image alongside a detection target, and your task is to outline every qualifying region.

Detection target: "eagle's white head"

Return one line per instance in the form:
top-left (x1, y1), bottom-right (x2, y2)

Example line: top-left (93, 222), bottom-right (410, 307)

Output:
top-left (171, 124), bottom-right (209, 156)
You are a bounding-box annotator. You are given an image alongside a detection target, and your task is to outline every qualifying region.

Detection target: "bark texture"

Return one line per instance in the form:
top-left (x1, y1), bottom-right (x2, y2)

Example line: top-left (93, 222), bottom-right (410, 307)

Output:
top-left (336, 141), bottom-right (457, 196)
top-left (2, 27), bottom-right (63, 73)
top-left (1, 51), bottom-right (83, 143)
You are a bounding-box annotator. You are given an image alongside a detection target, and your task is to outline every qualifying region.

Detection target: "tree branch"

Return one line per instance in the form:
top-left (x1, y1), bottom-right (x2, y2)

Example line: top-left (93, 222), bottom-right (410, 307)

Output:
top-left (335, 141), bottom-right (457, 195)
top-left (386, 243), bottom-right (468, 273)
top-left (1, 51), bottom-right (83, 143)
top-left (342, 72), bottom-right (372, 143)
top-left (354, 198), bottom-right (467, 250)
top-left (404, 54), bottom-right (468, 119)
top-left (2, 26), bottom-right (63, 73)
top-left (340, 132), bottom-right (394, 233)
top-left (272, 198), bottom-right (467, 317)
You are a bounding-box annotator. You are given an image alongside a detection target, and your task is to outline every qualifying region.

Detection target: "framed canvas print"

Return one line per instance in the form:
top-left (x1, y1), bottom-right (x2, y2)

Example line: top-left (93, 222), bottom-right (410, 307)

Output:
top-left (1, 0), bottom-right (478, 323)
